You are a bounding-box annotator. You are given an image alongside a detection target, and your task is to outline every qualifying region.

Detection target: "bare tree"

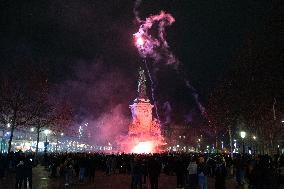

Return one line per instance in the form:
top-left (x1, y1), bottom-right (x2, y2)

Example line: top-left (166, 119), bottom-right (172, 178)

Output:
top-left (0, 73), bottom-right (35, 153)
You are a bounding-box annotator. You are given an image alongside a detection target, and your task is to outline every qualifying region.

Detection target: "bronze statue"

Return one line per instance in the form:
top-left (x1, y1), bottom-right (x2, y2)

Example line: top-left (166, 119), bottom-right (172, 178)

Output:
top-left (137, 67), bottom-right (147, 99)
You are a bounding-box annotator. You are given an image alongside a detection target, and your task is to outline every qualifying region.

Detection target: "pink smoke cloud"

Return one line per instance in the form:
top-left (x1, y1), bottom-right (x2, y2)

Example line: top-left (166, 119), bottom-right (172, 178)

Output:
top-left (133, 10), bottom-right (178, 65)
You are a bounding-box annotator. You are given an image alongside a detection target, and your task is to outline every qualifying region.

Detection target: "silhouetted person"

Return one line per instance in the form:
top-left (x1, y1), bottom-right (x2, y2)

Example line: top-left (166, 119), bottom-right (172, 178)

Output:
top-left (88, 157), bottom-right (96, 183)
top-left (15, 160), bottom-right (25, 189)
top-left (148, 157), bottom-right (161, 189)
top-left (24, 156), bottom-right (33, 189)
top-left (141, 159), bottom-right (148, 184)
top-left (131, 158), bottom-right (143, 189)
top-left (175, 158), bottom-right (185, 189)
top-left (197, 157), bottom-right (208, 189)
top-left (0, 154), bottom-right (5, 178)
top-left (187, 158), bottom-right (197, 189)
top-left (215, 159), bottom-right (226, 189)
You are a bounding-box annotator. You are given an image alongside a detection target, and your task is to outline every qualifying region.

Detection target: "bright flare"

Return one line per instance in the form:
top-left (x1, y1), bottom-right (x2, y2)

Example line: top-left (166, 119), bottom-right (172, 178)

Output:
top-left (136, 36), bottom-right (144, 46)
top-left (132, 141), bottom-right (154, 154)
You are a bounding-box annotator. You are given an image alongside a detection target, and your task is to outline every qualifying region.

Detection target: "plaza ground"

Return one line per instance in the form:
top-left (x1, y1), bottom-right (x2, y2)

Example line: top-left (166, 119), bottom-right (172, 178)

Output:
top-left (0, 166), bottom-right (256, 189)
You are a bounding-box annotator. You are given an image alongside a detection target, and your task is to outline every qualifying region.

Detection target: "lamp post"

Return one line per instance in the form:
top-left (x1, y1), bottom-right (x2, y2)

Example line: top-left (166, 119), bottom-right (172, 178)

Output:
top-left (1, 123), bottom-right (11, 153)
top-left (197, 138), bottom-right (201, 152)
top-left (252, 135), bottom-right (257, 154)
top-left (240, 131), bottom-right (246, 154)
top-left (0, 130), bottom-right (4, 153)
top-left (43, 129), bottom-right (50, 154)
top-left (30, 128), bottom-right (35, 150)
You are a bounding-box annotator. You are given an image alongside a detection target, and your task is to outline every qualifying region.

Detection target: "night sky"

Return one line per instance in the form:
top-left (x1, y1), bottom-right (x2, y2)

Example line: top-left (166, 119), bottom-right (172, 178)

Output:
top-left (0, 0), bottom-right (276, 126)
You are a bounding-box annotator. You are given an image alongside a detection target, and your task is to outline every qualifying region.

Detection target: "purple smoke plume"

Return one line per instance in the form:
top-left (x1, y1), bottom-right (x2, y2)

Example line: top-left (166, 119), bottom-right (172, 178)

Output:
top-left (133, 10), bottom-right (178, 65)
top-left (133, 1), bottom-right (208, 120)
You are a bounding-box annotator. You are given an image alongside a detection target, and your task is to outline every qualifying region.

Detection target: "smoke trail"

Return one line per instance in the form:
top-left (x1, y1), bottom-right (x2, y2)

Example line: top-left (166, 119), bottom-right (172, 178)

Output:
top-left (163, 101), bottom-right (172, 124)
top-left (143, 59), bottom-right (160, 121)
top-left (133, 2), bottom-right (177, 122)
top-left (186, 81), bottom-right (208, 118)
top-left (133, 1), bottom-right (207, 120)
top-left (133, 0), bottom-right (142, 23)
top-left (133, 10), bottom-right (178, 65)
top-left (178, 66), bottom-right (208, 118)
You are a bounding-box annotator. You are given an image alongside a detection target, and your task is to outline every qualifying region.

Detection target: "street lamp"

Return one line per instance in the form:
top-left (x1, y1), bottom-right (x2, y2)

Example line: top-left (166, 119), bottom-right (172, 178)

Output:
top-left (240, 131), bottom-right (246, 154)
top-left (44, 129), bottom-right (50, 136)
top-left (43, 129), bottom-right (50, 154)
top-left (240, 131), bottom-right (246, 139)
top-left (197, 138), bottom-right (201, 152)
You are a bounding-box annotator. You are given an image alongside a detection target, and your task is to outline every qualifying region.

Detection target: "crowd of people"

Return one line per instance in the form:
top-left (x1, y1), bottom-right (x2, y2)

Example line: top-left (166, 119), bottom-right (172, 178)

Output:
top-left (0, 152), bottom-right (34, 189)
top-left (0, 151), bottom-right (284, 189)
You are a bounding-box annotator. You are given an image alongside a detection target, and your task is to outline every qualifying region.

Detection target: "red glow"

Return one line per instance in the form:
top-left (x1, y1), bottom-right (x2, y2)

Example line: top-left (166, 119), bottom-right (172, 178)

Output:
top-left (118, 72), bottom-right (164, 154)
top-left (131, 141), bottom-right (154, 154)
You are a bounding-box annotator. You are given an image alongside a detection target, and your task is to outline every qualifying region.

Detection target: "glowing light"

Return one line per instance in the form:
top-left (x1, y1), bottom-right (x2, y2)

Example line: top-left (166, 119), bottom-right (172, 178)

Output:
top-left (240, 131), bottom-right (246, 139)
top-left (44, 129), bottom-right (50, 136)
top-left (7, 123), bottom-right (10, 128)
top-left (119, 69), bottom-right (164, 153)
top-left (5, 132), bottom-right (10, 136)
top-left (131, 141), bottom-right (154, 154)
top-left (133, 11), bottom-right (176, 64)
top-left (136, 36), bottom-right (144, 46)
top-left (30, 128), bottom-right (35, 132)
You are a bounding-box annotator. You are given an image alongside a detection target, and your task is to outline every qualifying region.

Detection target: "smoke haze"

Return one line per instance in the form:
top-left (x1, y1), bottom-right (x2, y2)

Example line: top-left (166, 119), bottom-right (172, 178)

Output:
top-left (55, 60), bottom-right (135, 144)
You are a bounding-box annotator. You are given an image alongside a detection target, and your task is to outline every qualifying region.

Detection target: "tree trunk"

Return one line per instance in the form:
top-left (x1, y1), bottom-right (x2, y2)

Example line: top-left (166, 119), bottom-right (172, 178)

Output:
top-left (35, 125), bottom-right (40, 156)
top-left (8, 109), bottom-right (17, 153)
top-left (228, 125), bottom-right (233, 154)
top-left (1, 130), bottom-right (4, 153)
top-left (7, 125), bottom-right (15, 153)
top-left (55, 136), bottom-right (58, 152)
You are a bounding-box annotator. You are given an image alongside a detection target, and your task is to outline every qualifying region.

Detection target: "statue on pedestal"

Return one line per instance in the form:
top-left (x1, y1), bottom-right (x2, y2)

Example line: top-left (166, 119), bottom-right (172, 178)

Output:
top-left (137, 67), bottom-right (147, 100)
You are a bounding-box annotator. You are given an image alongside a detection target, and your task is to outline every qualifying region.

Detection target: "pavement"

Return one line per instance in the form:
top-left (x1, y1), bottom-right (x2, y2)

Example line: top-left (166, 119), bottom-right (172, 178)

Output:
top-left (0, 166), bottom-right (257, 189)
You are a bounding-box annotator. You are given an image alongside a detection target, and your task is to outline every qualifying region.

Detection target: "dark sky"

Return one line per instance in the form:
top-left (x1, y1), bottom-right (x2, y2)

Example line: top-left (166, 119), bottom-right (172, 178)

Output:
top-left (0, 0), bottom-right (273, 125)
